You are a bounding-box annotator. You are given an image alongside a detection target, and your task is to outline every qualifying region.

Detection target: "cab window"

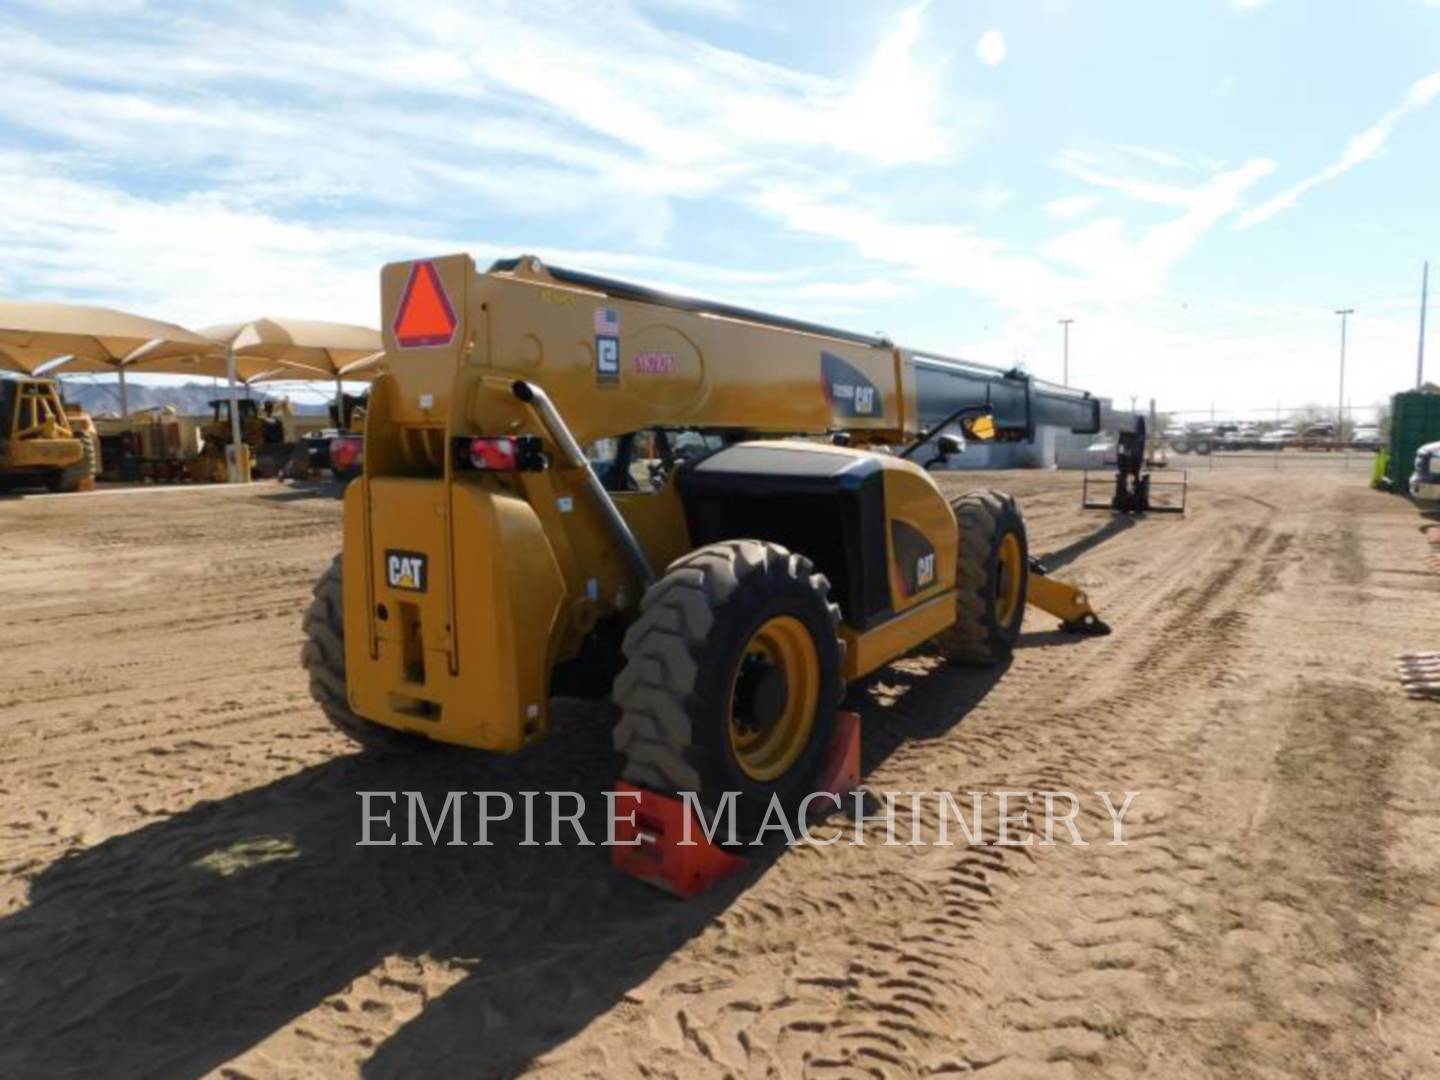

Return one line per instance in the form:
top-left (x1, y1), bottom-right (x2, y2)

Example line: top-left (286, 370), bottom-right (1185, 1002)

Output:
top-left (584, 429), bottom-right (728, 493)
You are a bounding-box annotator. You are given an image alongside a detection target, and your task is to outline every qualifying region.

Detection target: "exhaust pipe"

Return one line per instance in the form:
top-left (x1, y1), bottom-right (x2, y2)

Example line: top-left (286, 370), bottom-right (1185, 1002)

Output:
top-left (511, 380), bottom-right (655, 587)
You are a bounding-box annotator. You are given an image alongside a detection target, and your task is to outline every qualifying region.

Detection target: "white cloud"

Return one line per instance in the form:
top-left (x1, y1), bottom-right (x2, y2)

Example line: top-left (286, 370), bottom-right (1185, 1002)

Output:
top-left (0, 148), bottom-right (917, 333)
top-left (1117, 145), bottom-right (1194, 170)
top-left (1227, 0), bottom-right (1270, 9)
top-left (1042, 159), bottom-right (1274, 295)
top-left (1043, 195), bottom-right (1098, 219)
top-left (638, 0), bottom-right (746, 16)
top-left (976, 29), bottom-right (1006, 68)
top-left (1237, 70), bottom-right (1440, 228)
top-left (749, 180), bottom-right (1061, 314)
top-left (975, 186), bottom-right (1017, 213)
top-left (837, 2), bottom-right (961, 162)
top-left (0, 0), bottom-right (992, 325)
top-left (0, 0), bottom-right (976, 226)
top-left (1, 0), bottom-right (1413, 416)
top-left (1059, 151), bottom-right (1213, 207)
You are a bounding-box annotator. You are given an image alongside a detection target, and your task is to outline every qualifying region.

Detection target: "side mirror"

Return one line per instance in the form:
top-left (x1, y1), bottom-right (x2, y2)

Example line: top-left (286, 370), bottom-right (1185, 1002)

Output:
top-left (961, 414), bottom-right (996, 442)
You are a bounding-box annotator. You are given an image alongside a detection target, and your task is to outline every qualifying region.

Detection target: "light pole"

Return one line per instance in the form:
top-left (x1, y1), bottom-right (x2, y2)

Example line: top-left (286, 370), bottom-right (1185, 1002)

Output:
top-left (1335, 308), bottom-right (1353, 442)
top-left (1419, 261), bottom-right (1429, 390)
top-left (1059, 318), bottom-right (1074, 386)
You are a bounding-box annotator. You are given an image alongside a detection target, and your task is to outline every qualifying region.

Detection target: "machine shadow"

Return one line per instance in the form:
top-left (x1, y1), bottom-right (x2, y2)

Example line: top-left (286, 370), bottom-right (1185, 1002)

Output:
top-left (361, 654), bottom-right (1015, 1076)
top-left (1033, 513), bottom-right (1137, 571)
top-left (0, 658), bottom-right (1018, 1079)
top-left (255, 480), bottom-right (348, 503)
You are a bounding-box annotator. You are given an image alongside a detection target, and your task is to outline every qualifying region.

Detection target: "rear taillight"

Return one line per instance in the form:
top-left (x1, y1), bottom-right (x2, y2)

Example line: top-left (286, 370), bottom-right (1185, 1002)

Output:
top-left (330, 435), bottom-right (364, 471)
top-left (454, 435), bottom-right (545, 472)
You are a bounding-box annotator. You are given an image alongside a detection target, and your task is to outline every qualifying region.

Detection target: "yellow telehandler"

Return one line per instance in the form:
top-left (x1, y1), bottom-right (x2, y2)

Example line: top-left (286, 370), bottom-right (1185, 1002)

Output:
top-left (303, 254), bottom-right (1109, 823)
top-left (0, 376), bottom-right (92, 493)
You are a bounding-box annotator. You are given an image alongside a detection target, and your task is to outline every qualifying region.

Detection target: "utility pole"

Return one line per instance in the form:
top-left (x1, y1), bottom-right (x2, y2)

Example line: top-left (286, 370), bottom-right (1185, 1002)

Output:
top-left (1419, 261), bottom-right (1429, 390)
top-left (1058, 318), bottom-right (1074, 386)
top-left (1335, 308), bottom-right (1354, 441)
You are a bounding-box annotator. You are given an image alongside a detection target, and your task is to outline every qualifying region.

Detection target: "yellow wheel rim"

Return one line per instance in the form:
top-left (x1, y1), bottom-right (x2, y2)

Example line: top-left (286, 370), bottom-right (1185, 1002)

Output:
top-left (727, 615), bottom-right (820, 782)
top-left (996, 532), bottom-right (1023, 626)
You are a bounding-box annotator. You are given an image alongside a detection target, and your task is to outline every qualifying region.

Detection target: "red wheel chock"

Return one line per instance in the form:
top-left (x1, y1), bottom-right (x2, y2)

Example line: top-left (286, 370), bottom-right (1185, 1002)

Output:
top-left (610, 781), bottom-right (749, 897)
top-left (611, 711), bottom-right (862, 898)
top-left (818, 709), bottom-right (861, 799)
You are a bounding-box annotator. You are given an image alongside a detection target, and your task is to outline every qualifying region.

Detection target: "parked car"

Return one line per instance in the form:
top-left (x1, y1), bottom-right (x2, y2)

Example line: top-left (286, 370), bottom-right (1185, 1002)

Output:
top-left (1212, 423), bottom-right (1260, 451)
top-left (1169, 425), bottom-right (1214, 455)
top-left (1258, 427), bottom-right (1297, 448)
top-left (1411, 440), bottom-right (1440, 501)
top-left (1352, 426), bottom-right (1382, 450)
top-left (1294, 423), bottom-right (1338, 450)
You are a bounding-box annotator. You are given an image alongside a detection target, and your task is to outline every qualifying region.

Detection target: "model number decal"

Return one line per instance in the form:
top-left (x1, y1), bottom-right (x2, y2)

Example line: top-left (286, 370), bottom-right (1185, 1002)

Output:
top-left (916, 553), bottom-right (936, 588)
top-left (890, 520), bottom-right (937, 599)
top-left (821, 350), bottom-right (882, 418)
top-left (635, 351), bottom-right (675, 374)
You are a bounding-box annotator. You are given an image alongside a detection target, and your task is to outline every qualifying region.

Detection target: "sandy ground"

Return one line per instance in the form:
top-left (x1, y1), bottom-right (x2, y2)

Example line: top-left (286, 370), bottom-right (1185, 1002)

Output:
top-left (1, 461), bottom-right (1438, 1079)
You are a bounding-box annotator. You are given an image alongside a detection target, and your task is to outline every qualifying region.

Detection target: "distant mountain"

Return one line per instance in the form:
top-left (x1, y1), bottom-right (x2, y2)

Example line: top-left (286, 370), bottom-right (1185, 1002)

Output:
top-left (57, 381), bottom-right (330, 418)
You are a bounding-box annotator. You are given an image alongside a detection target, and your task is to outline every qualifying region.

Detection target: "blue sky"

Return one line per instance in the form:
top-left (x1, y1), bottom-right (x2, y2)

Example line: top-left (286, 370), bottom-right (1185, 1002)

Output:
top-left (1, 0), bottom-right (1437, 418)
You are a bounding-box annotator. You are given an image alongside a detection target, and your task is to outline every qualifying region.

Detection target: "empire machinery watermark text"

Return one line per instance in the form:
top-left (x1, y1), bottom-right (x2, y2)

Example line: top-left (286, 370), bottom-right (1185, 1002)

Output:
top-left (355, 789), bottom-right (1140, 848)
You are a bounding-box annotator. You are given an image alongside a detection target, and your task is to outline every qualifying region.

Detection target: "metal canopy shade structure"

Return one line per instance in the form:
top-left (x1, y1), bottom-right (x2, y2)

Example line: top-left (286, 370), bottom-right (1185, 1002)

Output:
top-left (201, 317), bottom-right (380, 373)
top-left (0, 343), bottom-right (75, 376)
top-left (251, 356), bottom-right (385, 386)
top-left (123, 348), bottom-right (323, 384)
top-left (199, 317), bottom-right (383, 480)
top-left (0, 300), bottom-right (212, 413)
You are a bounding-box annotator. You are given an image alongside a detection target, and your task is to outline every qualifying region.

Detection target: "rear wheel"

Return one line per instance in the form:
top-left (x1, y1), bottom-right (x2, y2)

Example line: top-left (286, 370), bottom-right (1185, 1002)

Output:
top-left (302, 554), bottom-right (428, 753)
top-left (936, 489), bottom-right (1028, 664)
top-left (613, 540), bottom-right (843, 831)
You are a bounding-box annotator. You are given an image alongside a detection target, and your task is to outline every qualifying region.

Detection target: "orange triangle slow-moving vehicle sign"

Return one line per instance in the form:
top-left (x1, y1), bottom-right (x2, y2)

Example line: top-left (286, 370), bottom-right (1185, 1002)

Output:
top-left (393, 260), bottom-right (458, 348)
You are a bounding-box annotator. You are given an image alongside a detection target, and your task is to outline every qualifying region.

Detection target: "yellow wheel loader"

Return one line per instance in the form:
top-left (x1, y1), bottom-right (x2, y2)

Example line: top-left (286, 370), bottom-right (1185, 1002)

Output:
top-left (0, 376), bottom-right (91, 493)
top-left (303, 254), bottom-right (1110, 823)
top-left (193, 398), bottom-right (311, 481)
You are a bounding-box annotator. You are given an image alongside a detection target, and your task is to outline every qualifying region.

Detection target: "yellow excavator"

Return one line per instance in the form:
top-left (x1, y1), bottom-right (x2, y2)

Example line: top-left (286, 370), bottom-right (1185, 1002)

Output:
top-left (0, 376), bottom-right (93, 493)
top-left (303, 254), bottom-right (1110, 823)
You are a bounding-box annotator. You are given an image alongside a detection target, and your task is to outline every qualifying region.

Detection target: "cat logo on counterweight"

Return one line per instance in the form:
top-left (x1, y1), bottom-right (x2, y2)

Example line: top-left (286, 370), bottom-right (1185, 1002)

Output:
top-left (386, 551), bottom-right (428, 592)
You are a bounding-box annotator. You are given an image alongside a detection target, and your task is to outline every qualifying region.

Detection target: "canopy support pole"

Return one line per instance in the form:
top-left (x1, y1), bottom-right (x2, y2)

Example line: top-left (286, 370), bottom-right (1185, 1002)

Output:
top-left (335, 377), bottom-right (344, 426)
top-left (117, 365), bottom-right (128, 418)
top-left (227, 345), bottom-right (244, 483)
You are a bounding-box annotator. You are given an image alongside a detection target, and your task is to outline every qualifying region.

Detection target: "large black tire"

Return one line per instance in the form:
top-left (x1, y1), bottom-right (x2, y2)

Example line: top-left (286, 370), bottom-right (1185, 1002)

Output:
top-left (613, 540), bottom-right (843, 832)
top-left (279, 443), bottom-right (311, 481)
top-left (78, 430), bottom-right (99, 480)
top-left (302, 555), bottom-right (428, 753)
top-left (935, 489), bottom-right (1028, 664)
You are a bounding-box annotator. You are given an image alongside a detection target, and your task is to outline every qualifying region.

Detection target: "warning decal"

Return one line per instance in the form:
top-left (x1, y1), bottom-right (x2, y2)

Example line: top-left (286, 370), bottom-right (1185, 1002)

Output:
top-left (394, 260), bottom-right (458, 349)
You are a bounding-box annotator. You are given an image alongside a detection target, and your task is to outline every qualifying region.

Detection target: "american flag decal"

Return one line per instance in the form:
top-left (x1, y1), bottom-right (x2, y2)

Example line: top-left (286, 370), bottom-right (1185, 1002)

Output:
top-left (594, 307), bottom-right (619, 335)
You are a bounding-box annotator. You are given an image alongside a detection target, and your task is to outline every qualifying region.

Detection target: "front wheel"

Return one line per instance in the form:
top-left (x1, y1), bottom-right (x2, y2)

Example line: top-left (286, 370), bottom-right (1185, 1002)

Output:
top-left (935, 489), bottom-right (1028, 664)
top-left (612, 540), bottom-right (843, 832)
